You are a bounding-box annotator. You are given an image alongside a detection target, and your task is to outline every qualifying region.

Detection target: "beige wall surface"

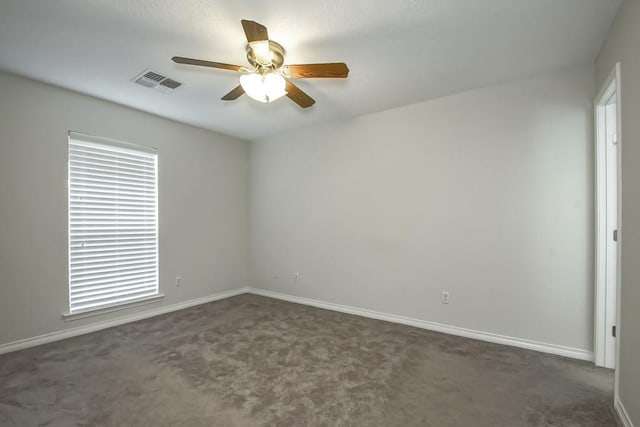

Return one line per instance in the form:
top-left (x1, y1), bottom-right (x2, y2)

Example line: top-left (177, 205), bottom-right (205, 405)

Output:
top-left (0, 71), bottom-right (249, 345)
top-left (596, 0), bottom-right (640, 423)
top-left (250, 65), bottom-right (595, 352)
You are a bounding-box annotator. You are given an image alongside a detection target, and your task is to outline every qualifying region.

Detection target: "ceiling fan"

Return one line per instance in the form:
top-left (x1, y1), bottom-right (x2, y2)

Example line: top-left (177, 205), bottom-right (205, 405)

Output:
top-left (172, 19), bottom-right (349, 108)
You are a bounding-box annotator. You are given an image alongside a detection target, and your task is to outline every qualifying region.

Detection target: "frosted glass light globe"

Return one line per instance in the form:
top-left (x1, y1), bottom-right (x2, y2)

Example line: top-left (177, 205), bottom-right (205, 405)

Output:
top-left (240, 73), bottom-right (287, 103)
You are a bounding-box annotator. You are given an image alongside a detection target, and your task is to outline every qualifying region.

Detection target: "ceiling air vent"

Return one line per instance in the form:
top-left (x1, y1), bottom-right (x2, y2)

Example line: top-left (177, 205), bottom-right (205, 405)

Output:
top-left (133, 70), bottom-right (182, 93)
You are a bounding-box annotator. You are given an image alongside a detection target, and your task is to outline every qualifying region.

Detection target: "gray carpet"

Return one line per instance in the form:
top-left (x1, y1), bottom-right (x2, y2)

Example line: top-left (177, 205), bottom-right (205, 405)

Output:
top-left (0, 294), bottom-right (616, 426)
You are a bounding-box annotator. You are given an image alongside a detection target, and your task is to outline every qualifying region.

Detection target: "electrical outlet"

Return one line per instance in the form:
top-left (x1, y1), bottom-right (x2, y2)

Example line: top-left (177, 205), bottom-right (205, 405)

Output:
top-left (441, 291), bottom-right (450, 304)
top-left (293, 272), bottom-right (299, 282)
top-left (176, 276), bottom-right (182, 287)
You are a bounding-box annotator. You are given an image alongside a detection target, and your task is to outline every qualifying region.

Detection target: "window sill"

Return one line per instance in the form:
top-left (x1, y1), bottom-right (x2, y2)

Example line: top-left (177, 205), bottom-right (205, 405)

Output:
top-left (63, 294), bottom-right (165, 322)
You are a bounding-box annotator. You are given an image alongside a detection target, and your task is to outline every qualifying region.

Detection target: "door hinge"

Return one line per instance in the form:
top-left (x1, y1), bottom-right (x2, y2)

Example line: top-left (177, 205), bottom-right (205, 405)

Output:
top-left (613, 229), bottom-right (618, 242)
top-left (612, 325), bottom-right (617, 338)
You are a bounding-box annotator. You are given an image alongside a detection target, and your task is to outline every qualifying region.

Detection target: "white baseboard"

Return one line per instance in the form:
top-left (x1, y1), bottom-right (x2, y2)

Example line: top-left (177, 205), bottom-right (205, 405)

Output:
top-left (247, 287), bottom-right (593, 362)
top-left (0, 286), bottom-right (595, 363)
top-left (616, 398), bottom-right (635, 427)
top-left (0, 287), bottom-right (249, 355)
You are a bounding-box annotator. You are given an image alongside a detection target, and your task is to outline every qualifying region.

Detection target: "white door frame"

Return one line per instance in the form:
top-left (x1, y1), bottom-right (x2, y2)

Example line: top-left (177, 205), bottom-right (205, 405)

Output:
top-left (593, 62), bottom-right (622, 382)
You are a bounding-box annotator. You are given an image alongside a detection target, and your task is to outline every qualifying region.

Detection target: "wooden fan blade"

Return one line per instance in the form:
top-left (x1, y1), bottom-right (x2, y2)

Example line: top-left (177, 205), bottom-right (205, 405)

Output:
top-left (241, 20), bottom-right (269, 43)
top-left (285, 63), bottom-right (349, 78)
top-left (221, 85), bottom-right (245, 101)
top-left (285, 80), bottom-right (316, 108)
top-left (172, 56), bottom-right (243, 72)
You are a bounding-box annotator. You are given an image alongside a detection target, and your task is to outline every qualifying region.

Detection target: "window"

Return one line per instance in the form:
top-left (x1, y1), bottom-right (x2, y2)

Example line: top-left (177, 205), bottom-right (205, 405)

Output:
top-left (67, 132), bottom-right (159, 316)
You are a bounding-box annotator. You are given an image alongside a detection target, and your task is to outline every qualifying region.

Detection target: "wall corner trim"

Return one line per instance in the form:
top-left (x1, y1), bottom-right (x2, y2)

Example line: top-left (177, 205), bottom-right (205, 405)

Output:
top-left (616, 398), bottom-right (636, 427)
top-left (247, 287), bottom-right (594, 362)
top-left (0, 287), bottom-right (249, 355)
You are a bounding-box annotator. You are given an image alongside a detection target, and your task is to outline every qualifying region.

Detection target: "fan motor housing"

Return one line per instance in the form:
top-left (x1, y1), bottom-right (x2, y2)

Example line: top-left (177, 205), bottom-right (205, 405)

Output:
top-left (246, 40), bottom-right (286, 69)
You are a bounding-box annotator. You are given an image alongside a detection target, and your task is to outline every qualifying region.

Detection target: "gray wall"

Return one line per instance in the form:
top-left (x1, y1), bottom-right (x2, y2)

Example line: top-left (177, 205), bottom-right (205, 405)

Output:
top-left (0, 58), bottom-right (601, 367)
top-left (250, 65), bottom-right (595, 352)
top-left (0, 71), bottom-right (249, 346)
top-left (596, 0), bottom-right (640, 422)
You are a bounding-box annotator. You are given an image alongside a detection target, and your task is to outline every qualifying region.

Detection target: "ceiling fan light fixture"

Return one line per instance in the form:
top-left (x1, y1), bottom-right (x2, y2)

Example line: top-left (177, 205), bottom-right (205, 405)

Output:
top-left (172, 19), bottom-right (348, 109)
top-left (249, 40), bottom-right (273, 66)
top-left (240, 72), bottom-right (287, 103)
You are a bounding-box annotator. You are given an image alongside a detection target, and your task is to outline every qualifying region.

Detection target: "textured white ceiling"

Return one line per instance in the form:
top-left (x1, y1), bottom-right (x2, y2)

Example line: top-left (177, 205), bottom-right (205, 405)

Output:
top-left (0, 0), bottom-right (622, 140)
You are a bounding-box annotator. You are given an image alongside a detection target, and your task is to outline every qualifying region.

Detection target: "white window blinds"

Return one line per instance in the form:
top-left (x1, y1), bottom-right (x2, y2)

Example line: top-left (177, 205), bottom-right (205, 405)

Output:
top-left (68, 132), bottom-right (159, 315)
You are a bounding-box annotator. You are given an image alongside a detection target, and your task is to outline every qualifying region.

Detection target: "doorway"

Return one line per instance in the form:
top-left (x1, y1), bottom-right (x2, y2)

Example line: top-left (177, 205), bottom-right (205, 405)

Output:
top-left (594, 63), bottom-right (621, 370)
